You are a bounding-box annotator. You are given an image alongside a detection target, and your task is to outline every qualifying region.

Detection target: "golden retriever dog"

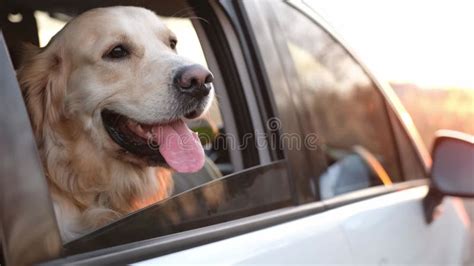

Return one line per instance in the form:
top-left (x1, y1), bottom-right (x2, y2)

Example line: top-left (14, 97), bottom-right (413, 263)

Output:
top-left (17, 6), bottom-right (214, 241)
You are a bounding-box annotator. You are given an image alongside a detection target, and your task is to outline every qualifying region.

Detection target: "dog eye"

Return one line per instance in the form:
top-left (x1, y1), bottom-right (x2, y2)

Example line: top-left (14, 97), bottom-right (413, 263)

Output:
top-left (105, 45), bottom-right (129, 59)
top-left (170, 39), bottom-right (177, 50)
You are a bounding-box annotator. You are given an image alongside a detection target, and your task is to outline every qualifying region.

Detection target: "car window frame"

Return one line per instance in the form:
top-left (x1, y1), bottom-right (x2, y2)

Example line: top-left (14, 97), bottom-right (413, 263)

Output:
top-left (233, 0), bottom-right (325, 203)
top-left (0, 32), bottom-right (62, 265)
top-left (188, 2), bottom-right (263, 171)
top-left (43, 1), bottom-right (308, 264)
top-left (58, 0), bottom-right (295, 247)
top-left (0, 0), bottom-right (293, 264)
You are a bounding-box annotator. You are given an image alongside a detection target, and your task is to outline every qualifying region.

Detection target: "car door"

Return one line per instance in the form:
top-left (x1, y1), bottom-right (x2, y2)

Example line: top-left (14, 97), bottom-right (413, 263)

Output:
top-left (128, 0), bottom-right (471, 264)
top-left (238, 0), bottom-right (471, 264)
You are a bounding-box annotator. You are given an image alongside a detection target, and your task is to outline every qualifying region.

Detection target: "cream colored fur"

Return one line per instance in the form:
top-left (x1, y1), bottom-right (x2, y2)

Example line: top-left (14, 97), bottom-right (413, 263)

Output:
top-left (17, 6), bottom-right (211, 241)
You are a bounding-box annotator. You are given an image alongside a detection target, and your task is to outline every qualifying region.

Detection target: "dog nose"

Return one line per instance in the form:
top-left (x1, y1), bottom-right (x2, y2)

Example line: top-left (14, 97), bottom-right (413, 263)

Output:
top-left (174, 64), bottom-right (213, 97)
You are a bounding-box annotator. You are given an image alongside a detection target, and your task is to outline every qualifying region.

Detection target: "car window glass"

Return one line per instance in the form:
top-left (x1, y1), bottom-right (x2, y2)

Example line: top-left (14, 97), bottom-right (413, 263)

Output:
top-left (269, 2), bottom-right (402, 198)
top-left (63, 160), bottom-right (292, 254)
top-left (387, 108), bottom-right (427, 180)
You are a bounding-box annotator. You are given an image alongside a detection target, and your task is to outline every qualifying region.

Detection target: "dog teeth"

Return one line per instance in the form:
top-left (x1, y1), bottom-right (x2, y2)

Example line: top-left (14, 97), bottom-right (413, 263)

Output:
top-left (126, 120), bottom-right (148, 138)
top-left (145, 131), bottom-right (154, 139)
top-left (127, 120), bottom-right (138, 126)
top-left (137, 124), bottom-right (147, 135)
top-left (127, 120), bottom-right (139, 130)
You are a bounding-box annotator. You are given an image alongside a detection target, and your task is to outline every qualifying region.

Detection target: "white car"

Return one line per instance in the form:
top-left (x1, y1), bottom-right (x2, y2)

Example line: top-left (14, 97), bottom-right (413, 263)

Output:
top-left (0, 0), bottom-right (472, 265)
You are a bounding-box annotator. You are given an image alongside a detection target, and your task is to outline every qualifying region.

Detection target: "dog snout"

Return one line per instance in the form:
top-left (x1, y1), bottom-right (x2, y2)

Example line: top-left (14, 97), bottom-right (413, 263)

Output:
top-left (174, 64), bottom-right (213, 97)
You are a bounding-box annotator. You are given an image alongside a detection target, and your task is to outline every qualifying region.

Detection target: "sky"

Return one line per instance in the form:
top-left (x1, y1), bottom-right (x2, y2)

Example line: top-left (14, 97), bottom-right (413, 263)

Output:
top-left (306, 0), bottom-right (474, 89)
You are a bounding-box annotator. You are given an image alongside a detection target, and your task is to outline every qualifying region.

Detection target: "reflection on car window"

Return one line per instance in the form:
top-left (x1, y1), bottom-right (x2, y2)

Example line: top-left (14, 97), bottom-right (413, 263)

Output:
top-left (388, 108), bottom-right (427, 180)
top-left (270, 2), bottom-right (402, 198)
top-left (64, 160), bottom-right (292, 254)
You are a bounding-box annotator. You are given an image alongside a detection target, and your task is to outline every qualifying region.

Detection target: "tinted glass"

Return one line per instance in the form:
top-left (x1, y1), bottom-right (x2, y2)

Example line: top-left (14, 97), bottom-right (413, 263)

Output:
top-left (388, 108), bottom-right (426, 180)
top-left (63, 161), bottom-right (292, 254)
top-left (268, 2), bottom-right (402, 198)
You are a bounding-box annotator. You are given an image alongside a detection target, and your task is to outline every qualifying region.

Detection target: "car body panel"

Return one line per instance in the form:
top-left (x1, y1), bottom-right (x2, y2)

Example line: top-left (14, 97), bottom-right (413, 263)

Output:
top-left (340, 187), bottom-right (470, 265)
top-left (136, 186), bottom-right (470, 264)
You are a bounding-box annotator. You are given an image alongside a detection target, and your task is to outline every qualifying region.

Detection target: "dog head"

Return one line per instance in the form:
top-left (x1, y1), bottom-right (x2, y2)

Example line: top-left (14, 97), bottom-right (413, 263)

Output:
top-left (18, 6), bottom-right (213, 173)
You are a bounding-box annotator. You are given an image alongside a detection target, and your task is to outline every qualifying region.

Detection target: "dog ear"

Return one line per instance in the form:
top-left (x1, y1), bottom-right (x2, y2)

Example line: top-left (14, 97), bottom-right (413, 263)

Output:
top-left (17, 43), bottom-right (66, 144)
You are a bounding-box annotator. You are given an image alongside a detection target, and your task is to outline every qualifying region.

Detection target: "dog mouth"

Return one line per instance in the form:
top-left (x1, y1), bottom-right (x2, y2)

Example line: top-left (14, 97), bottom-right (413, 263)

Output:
top-left (101, 109), bottom-right (205, 172)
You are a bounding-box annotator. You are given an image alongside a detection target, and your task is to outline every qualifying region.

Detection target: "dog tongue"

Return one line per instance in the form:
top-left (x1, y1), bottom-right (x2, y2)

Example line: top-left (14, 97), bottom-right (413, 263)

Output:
top-left (152, 120), bottom-right (204, 173)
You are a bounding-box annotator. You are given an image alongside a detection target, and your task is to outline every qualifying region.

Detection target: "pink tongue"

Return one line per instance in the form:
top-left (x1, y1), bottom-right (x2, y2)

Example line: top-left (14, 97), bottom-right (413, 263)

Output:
top-left (152, 120), bottom-right (205, 173)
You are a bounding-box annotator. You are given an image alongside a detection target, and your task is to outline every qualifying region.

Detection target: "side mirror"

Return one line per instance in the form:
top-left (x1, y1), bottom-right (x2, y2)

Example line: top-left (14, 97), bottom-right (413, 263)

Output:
top-left (423, 130), bottom-right (474, 223)
top-left (431, 130), bottom-right (474, 196)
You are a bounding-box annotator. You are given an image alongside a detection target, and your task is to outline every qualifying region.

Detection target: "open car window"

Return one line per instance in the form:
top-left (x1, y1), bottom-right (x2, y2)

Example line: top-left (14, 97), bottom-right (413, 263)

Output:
top-left (0, 1), bottom-right (294, 261)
